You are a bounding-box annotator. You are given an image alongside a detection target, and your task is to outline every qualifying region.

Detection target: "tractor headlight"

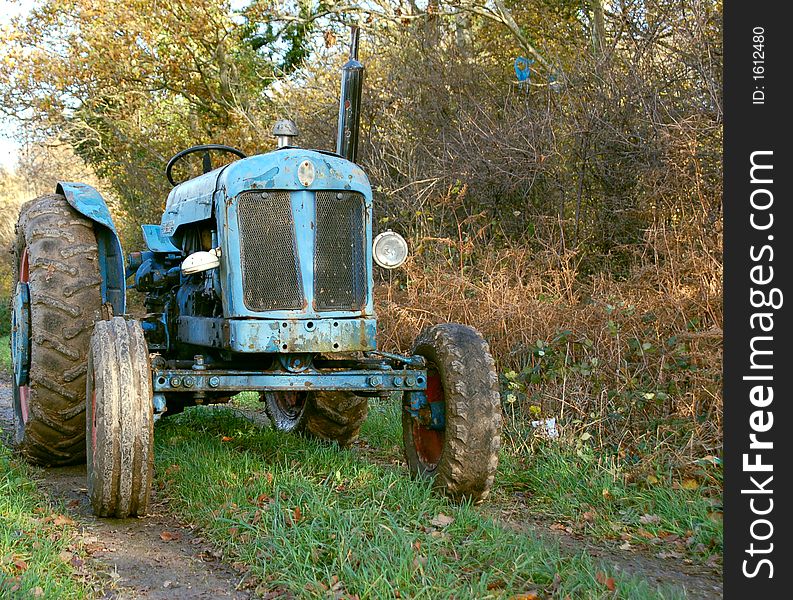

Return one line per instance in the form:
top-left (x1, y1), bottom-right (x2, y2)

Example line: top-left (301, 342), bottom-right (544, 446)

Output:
top-left (373, 231), bottom-right (408, 269)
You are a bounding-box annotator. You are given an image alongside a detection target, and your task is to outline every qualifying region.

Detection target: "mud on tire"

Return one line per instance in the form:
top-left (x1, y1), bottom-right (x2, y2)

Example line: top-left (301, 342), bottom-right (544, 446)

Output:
top-left (263, 390), bottom-right (368, 448)
top-left (302, 391), bottom-right (368, 448)
top-left (402, 324), bottom-right (502, 503)
top-left (87, 318), bottom-right (154, 518)
top-left (12, 194), bottom-right (104, 465)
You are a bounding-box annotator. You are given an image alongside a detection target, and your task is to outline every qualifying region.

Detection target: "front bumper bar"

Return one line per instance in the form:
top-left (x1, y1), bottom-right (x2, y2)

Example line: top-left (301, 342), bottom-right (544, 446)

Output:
top-left (152, 368), bottom-right (428, 393)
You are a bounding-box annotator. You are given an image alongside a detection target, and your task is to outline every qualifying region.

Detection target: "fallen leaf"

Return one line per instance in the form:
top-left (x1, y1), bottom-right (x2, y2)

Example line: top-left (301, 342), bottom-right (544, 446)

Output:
top-left (32, 587), bottom-right (44, 598)
top-left (221, 436), bottom-right (233, 442)
top-left (53, 514), bottom-right (76, 526)
top-left (510, 592), bottom-right (539, 600)
top-left (431, 513), bottom-right (454, 528)
top-left (67, 499), bottom-right (80, 509)
top-left (708, 511), bottom-right (723, 523)
top-left (602, 488), bottom-right (612, 500)
top-left (639, 514), bottom-right (661, 525)
top-left (596, 571), bottom-right (616, 591)
top-left (293, 506), bottom-right (302, 522)
top-left (160, 531), bottom-right (181, 542)
top-left (646, 474), bottom-right (660, 485)
top-left (582, 511), bottom-right (596, 522)
top-left (636, 529), bottom-right (656, 539)
top-left (619, 541), bottom-right (632, 550)
top-left (58, 550), bottom-right (74, 563)
top-left (681, 478), bottom-right (699, 490)
top-left (12, 558), bottom-right (28, 572)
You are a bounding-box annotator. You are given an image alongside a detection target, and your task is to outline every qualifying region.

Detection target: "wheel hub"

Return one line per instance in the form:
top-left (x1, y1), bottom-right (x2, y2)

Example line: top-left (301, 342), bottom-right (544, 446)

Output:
top-left (12, 277), bottom-right (32, 389)
top-left (409, 368), bottom-right (445, 469)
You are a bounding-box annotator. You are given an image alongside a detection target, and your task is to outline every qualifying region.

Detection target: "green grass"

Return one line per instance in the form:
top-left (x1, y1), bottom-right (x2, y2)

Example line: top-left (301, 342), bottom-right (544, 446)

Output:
top-left (155, 403), bottom-right (697, 599)
top-left (0, 335), bottom-right (10, 376)
top-left (0, 447), bottom-right (91, 598)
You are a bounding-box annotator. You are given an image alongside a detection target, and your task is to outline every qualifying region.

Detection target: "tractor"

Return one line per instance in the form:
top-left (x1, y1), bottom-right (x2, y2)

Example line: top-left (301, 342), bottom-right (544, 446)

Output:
top-left (10, 27), bottom-right (501, 518)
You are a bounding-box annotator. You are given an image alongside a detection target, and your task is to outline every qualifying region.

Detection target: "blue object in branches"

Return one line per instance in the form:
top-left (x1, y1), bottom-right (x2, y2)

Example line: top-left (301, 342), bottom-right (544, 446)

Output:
top-left (514, 56), bottom-right (533, 83)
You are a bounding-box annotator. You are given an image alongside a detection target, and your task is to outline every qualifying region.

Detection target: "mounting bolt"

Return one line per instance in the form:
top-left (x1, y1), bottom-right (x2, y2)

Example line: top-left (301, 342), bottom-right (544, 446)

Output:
top-left (208, 376), bottom-right (220, 388)
top-left (183, 376), bottom-right (195, 388)
top-left (406, 376), bottom-right (416, 387)
top-left (393, 376), bottom-right (403, 387)
top-left (368, 375), bottom-right (383, 388)
top-left (170, 377), bottom-right (181, 388)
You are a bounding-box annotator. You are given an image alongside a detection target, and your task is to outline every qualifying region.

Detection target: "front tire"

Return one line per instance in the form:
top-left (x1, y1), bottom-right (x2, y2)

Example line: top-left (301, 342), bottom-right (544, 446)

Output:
top-left (402, 324), bottom-right (502, 503)
top-left (87, 318), bottom-right (153, 518)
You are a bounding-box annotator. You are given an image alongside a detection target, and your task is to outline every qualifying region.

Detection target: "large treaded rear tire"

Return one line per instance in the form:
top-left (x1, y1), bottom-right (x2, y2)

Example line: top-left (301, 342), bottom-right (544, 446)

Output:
top-left (302, 391), bottom-right (369, 448)
top-left (263, 390), bottom-right (368, 448)
top-left (87, 318), bottom-right (154, 518)
top-left (12, 194), bottom-right (103, 465)
top-left (403, 324), bottom-right (502, 503)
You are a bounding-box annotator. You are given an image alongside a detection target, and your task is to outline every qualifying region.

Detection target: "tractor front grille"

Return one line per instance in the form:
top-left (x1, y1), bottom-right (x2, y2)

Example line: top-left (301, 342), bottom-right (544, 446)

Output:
top-left (237, 191), bottom-right (304, 311)
top-left (314, 191), bottom-right (367, 311)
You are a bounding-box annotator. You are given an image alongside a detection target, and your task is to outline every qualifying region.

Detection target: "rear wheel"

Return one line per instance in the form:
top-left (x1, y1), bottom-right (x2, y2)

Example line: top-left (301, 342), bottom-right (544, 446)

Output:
top-left (302, 391), bottom-right (368, 448)
top-left (262, 391), bottom-right (309, 432)
top-left (12, 194), bottom-right (103, 465)
top-left (87, 318), bottom-right (153, 518)
top-left (263, 390), bottom-right (368, 447)
top-left (402, 324), bottom-right (502, 503)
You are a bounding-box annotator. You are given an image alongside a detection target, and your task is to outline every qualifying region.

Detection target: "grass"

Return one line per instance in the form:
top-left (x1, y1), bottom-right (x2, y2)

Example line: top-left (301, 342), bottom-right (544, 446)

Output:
top-left (154, 400), bottom-right (709, 599)
top-left (0, 335), bottom-right (10, 376)
top-left (0, 447), bottom-right (91, 598)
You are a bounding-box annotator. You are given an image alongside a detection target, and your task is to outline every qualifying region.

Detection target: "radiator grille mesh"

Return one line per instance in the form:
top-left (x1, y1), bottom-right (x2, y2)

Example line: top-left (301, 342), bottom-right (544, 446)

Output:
top-left (314, 191), bottom-right (366, 311)
top-left (237, 191), bottom-right (303, 311)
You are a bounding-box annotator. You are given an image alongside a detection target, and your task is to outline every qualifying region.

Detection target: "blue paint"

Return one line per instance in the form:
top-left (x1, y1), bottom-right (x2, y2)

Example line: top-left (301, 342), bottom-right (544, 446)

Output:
top-left (405, 390), bottom-right (445, 430)
top-left (215, 155), bottom-right (374, 322)
top-left (11, 282), bottom-right (31, 387)
top-left (160, 149), bottom-right (371, 240)
top-left (56, 182), bottom-right (126, 315)
top-left (152, 367), bottom-right (427, 393)
top-left (141, 225), bottom-right (181, 253)
top-left (175, 316), bottom-right (376, 353)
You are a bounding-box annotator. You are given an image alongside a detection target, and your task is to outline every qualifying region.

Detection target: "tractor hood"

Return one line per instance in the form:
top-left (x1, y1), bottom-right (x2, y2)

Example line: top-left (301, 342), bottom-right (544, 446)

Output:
top-left (160, 148), bottom-right (372, 239)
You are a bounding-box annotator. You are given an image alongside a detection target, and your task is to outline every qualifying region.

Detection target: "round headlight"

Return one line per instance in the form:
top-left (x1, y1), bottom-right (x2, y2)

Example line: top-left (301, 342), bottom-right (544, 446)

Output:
top-left (373, 231), bottom-right (408, 269)
top-left (297, 160), bottom-right (315, 186)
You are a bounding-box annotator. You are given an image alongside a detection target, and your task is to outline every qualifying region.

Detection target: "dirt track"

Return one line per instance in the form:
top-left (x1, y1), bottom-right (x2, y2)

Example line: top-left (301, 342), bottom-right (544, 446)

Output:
top-left (1, 384), bottom-right (251, 599)
top-left (1, 383), bottom-right (722, 598)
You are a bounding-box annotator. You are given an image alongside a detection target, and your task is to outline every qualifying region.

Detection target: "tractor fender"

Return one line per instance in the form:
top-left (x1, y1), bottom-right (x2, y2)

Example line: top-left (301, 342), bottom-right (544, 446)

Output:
top-left (56, 182), bottom-right (126, 316)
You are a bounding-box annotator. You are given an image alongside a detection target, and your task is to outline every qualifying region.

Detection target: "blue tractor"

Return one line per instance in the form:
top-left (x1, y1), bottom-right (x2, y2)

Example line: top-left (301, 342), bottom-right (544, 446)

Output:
top-left (10, 28), bottom-right (501, 517)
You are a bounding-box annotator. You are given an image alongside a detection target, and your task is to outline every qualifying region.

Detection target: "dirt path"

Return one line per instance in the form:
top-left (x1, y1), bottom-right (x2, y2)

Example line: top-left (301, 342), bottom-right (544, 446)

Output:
top-left (1, 384), bottom-right (252, 599)
top-left (2, 382), bottom-right (722, 598)
top-left (494, 512), bottom-right (722, 599)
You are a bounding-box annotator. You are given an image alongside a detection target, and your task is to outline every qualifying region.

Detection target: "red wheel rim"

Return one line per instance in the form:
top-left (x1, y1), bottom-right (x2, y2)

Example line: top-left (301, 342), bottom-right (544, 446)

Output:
top-left (412, 367), bottom-right (445, 469)
top-left (18, 247), bottom-right (30, 424)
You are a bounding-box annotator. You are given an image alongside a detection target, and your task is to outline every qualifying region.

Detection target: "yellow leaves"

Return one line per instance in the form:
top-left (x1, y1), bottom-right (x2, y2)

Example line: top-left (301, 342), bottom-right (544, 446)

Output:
top-left (681, 478), bottom-right (699, 490)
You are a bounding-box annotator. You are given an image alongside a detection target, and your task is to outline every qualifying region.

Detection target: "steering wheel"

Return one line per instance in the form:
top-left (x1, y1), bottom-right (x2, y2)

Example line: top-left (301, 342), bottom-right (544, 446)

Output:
top-left (166, 144), bottom-right (247, 186)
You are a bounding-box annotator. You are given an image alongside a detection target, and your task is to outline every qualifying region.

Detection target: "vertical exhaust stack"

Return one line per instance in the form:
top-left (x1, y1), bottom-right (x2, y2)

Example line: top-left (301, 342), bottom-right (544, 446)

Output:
top-left (336, 25), bottom-right (364, 163)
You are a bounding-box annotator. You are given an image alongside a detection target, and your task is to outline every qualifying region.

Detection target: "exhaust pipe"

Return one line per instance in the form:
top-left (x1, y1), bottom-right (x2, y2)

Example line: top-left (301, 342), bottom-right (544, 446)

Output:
top-left (336, 25), bottom-right (364, 163)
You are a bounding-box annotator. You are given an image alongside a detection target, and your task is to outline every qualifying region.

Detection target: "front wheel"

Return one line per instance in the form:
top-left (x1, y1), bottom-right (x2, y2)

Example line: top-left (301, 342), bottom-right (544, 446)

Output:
top-left (86, 318), bottom-right (153, 518)
top-left (402, 324), bottom-right (502, 503)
